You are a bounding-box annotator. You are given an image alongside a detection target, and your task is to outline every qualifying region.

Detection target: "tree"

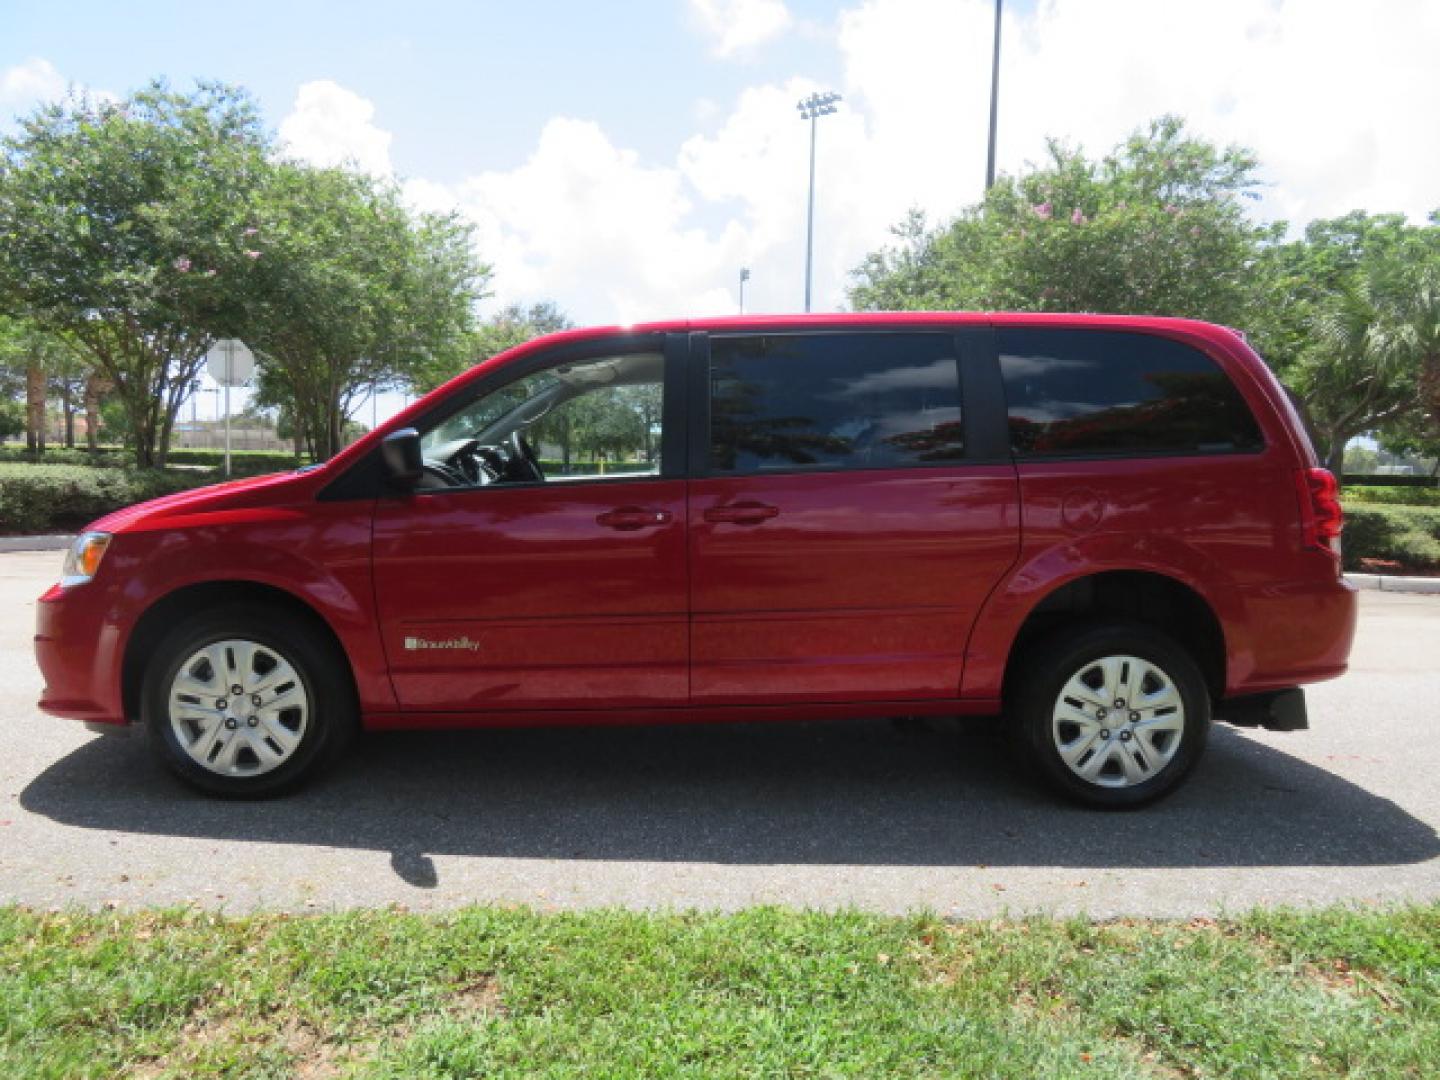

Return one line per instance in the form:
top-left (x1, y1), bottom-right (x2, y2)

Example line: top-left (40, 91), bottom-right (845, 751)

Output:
top-left (48, 350), bottom-right (89, 448)
top-left (83, 372), bottom-right (109, 452)
top-left (0, 316), bottom-right (80, 454)
top-left (617, 383), bottom-right (662, 462)
top-left (241, 163), bottom-right (487, 459)
top-left (1252, 213), bottom-right (1440, 473)
top-left (851, 116), bottom-right (1275, 327)
top-left (98, 397), bottom-right (134, 448)
top-left (1305, 276), bottom-right (1421, 473)
top-left (0, 81), bottom-right (271, 466)
top-left (1400, 271), bottom-right (1440, 454)
top-left (1380, 412), bottom-right (1440, 476)
top-left (0, 397), bottom-right (22, 440)
top-left (411, 300), bottom-right (572, 395)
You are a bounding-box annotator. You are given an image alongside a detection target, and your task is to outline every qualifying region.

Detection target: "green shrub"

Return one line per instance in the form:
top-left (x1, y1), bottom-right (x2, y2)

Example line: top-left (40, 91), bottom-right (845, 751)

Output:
top-left (165, 448), bottom-right (302, 469)
top-left (1342, 484), bottom-right (1440, 507)
top-left (1342, 504), bottom-right (1440, 570)
top-left (0, 401), bottom-right (25, 441)
top-left (0, 445), bottom-right (131, 467)
top-left (0, 464), bottom-right (209, 533)
top-left (0, 446), bottom-right (303, 471)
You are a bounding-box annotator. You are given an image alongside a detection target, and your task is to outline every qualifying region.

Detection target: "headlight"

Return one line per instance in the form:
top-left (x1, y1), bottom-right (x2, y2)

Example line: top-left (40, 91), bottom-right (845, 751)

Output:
top-left (61, 531), bottom-right (112, 587)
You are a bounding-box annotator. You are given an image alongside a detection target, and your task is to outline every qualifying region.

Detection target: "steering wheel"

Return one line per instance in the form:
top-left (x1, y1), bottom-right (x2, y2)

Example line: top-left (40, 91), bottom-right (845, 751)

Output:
top-left (419, 462), bottom-right (465, 489)
top-left (453, 442), bottom-right (489, 485)
top-left (510, 430), bottom-right (545, 482)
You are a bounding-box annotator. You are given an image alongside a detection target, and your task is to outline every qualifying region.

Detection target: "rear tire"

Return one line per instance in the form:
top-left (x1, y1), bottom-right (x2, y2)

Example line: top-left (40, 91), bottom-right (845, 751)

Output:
top-left (1010, 621), bottom-right (1210, 808)
top-left (141, 605), bottom-right (356, 797)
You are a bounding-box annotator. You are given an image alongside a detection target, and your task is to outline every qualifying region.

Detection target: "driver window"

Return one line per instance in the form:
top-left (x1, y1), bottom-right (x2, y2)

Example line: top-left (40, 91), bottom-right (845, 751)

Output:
top-left (418, 351), bottom-right (666, 488)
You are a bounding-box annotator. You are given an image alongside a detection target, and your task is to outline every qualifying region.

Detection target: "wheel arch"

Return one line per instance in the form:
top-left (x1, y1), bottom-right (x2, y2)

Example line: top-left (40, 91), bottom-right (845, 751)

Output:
top-left (121, 580), bottom-right (358, 724)
top-left (997, 569), bottom-right (1228, 711)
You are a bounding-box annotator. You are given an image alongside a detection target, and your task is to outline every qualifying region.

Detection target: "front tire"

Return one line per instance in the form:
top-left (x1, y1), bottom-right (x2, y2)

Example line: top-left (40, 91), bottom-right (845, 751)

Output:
top-left (141, 605), bottom-right (356, 797)
top-left (1011, 621), bottom-right (1210, 808)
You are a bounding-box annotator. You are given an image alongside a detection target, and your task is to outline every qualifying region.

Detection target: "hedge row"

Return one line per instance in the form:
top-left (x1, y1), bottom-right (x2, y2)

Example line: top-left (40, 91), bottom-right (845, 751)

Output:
top-left (0, 446), bottom-right (301, 471)
top-left (167, 448), bottom-right (301, 468)
top-left (0, 464), bottom-right (215, 533)
top-left (1342, 484), bottom-right (1440, 507)
top-left (1343, 504), bottom-right (1440, 571)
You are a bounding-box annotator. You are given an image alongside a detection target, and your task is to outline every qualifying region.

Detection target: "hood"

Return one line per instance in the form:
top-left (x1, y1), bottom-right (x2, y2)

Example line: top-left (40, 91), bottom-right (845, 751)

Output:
top-left (91, 466), bottom-right (328, 535)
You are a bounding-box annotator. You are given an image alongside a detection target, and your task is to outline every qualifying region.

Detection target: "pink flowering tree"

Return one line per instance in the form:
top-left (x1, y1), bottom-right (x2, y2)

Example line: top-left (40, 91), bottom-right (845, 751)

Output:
top-left (0, 81), bottom-right (270, 466)
top-left (240, 163), bottom-right (487, 460)
top-left (850, 116), bottom-right (1274, 330)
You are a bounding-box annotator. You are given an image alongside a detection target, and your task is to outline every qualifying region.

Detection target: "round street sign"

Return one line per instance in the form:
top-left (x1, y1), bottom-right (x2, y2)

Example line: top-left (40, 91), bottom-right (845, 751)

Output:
top-left (206, 338), bottom-right (255, 386)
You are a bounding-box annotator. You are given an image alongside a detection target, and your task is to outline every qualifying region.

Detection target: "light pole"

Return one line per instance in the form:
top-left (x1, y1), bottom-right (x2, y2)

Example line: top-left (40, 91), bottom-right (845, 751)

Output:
top-left (738, 267), bottom-right (750, 314)
top-left (796, 90), bottom-right (841, 313)
top-left (986, 0), bottom-right (1003, 190)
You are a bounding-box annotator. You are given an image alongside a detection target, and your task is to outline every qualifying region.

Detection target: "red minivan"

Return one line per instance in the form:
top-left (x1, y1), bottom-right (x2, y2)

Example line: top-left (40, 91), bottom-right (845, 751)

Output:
top-left (34, 313), bottom-right (1357, 806)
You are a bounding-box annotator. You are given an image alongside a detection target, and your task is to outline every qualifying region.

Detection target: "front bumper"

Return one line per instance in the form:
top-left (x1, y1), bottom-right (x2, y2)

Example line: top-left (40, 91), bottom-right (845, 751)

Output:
top-left (34, 581), bottom-right (128, 726)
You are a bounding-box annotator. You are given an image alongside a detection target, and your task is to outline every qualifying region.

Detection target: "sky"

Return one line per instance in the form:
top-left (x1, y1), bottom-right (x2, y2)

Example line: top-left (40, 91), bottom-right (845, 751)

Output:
top-left (4, 0), bottom-right (1439, 421)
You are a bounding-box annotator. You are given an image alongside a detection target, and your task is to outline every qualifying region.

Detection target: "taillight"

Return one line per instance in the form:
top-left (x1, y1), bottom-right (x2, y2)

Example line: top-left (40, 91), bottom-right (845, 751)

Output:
top-left (1295, 467), bottom-right (1343, 555)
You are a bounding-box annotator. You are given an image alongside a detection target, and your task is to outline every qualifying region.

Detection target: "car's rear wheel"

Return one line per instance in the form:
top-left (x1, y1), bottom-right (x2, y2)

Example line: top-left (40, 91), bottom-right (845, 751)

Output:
top-left (1011, 621), bottom-right (1210, 808)
top-left (141, 605), bottom-right (355, 797)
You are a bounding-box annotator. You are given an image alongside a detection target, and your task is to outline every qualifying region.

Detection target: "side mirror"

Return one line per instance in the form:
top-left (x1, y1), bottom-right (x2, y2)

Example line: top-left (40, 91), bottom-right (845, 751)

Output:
top-left (380, 428), bottom-right (423, 488)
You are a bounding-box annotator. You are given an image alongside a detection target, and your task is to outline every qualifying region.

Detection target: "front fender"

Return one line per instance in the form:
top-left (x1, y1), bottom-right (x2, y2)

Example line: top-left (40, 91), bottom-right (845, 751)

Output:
top-left (107, 501), bottom-right (394, 715)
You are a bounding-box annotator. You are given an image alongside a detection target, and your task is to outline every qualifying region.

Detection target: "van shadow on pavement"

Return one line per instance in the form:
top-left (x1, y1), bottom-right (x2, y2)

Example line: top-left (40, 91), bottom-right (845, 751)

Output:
top-left (21, 718), bottom-right (1439, 889)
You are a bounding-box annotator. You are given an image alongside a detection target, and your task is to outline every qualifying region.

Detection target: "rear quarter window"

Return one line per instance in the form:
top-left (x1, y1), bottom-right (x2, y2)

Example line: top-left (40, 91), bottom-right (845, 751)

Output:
top-left (998, 329), bottom-right (1265, 458)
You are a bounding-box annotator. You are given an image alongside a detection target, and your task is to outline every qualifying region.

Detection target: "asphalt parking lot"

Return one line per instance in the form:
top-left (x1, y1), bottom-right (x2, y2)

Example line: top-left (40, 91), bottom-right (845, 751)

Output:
top-left (2, 549), bottom-right (1436, 917)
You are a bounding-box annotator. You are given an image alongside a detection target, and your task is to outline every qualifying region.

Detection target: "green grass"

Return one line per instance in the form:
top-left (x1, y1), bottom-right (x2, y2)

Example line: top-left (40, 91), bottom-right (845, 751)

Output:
top-left (1, 904), bottom-right (1436, 1078)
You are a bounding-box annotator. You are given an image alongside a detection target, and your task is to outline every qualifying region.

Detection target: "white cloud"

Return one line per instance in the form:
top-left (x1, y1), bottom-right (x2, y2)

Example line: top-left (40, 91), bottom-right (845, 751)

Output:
top-left (278, 80), bottom-right (393, 176)
top-left (982, 0), bottom-right (1440, 226)
top-left (1, 58), bottom-right (118, 131)
top-left (689, 0), bottom-right (794, 57)
top-left (442, 117), bottom-right (749, 323)
top-left (298, 0), bottom-right (1440, 327)
top-left (0, 57), bottom-right (67, 109)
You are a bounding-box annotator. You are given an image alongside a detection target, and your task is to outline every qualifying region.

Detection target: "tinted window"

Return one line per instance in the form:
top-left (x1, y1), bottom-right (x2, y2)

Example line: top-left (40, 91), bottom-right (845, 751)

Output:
top-left (708, 333), bottom-right (964, 474)
top-left (999, 329), bottom-right (1264, 457)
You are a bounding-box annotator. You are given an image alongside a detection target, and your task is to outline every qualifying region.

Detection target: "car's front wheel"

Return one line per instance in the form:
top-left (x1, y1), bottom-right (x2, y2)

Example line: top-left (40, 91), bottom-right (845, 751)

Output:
top-left (1011, 621), bottom-right (1210, 808)
top-left (141, 605), bottom-right (355, 797)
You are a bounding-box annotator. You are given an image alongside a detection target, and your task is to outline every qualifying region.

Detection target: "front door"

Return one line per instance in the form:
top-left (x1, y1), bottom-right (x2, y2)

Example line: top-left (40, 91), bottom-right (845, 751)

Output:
top-left (688, 330), bottom-right (1020, 705)
top-left (373, 336), bottom-right (688, 712)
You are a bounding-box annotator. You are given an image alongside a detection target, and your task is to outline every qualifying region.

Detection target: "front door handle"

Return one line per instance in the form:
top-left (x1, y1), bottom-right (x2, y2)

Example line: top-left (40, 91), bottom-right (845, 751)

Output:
top-left (703, 501), bottom-right (779, 525)
top-left (596, 506), bottom-right (673, 531)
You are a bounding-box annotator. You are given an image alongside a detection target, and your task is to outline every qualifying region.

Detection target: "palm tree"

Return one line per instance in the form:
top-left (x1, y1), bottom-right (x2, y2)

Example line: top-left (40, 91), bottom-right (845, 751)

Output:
top-left (1396, 272), bottom-right (1440, 448)
top-left (1307, 276), bottom-right (1420, 476)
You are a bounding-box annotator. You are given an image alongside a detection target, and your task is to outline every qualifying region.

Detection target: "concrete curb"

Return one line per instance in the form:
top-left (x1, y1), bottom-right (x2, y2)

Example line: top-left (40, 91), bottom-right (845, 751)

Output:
top-left (0, 534), bottom-right (73, 552)
top-left (1345, 573), bottom-right (1440, 595)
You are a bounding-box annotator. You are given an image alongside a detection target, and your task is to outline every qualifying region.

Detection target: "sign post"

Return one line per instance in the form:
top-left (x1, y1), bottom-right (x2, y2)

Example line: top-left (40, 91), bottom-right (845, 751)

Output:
top-left (205, 339), bottom-right (255, 478)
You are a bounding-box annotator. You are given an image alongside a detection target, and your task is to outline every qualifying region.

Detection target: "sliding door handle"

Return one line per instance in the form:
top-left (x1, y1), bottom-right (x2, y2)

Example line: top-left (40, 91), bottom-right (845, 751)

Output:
top-left (703, 502), bottom-right (779, 525)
